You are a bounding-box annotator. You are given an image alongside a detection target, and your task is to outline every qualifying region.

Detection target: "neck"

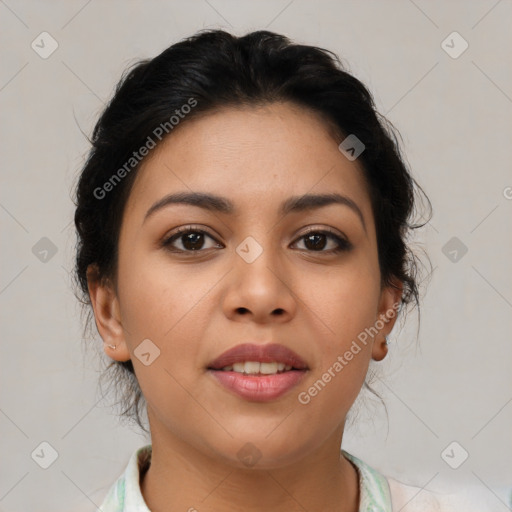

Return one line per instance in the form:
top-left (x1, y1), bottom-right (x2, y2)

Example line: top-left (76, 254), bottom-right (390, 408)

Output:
top-left (140, 420), bottom-right (359, 512)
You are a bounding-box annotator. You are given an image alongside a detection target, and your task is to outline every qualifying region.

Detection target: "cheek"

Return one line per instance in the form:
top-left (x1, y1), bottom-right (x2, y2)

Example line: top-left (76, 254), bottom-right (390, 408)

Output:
top-left (117, 246), bottom-right (214, 341)
top-left (115, 252), bottom-right (218, 427)
top-left (295, 285), bottom-right (376, 429)
top-left (116, 248), bottom-right (224, 404)
top-left (296, 258), bottom-right (380, 403)
top-left (301, 258), bottom-right (381, 347)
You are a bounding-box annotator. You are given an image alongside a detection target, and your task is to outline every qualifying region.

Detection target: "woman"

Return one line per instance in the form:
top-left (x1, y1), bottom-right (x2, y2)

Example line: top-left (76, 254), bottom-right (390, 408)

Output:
top-left (74, 28), bottom-right (492, 511)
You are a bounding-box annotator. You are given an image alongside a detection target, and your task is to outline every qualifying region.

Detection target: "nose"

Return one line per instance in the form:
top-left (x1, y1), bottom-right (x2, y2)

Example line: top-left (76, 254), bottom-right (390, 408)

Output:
top-left (221, 241), bottom-right (298, 324)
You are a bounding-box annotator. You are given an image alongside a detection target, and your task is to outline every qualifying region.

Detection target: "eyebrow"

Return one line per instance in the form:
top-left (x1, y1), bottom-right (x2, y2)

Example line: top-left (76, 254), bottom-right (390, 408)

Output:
top-left (143, 191), bottom-right (366, 231)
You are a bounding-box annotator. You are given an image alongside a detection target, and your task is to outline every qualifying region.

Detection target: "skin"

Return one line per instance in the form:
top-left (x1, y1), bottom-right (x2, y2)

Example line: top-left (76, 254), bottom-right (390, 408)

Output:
top-left (88, 101), bottom-right (402, 512)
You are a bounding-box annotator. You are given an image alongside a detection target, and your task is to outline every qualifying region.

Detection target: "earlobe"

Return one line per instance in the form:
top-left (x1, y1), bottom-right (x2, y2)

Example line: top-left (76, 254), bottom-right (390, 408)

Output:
top-left (86, 264), bottom-right (131, 362)
top-left (371, 336), bottom-right (389, 362)
top-left (371, 281), bottom-right (403, 362)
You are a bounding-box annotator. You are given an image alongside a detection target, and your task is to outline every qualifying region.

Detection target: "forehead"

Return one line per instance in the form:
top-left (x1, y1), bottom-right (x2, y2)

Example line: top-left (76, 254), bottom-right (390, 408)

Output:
top-left (125, 102), bottom-right (372, 222)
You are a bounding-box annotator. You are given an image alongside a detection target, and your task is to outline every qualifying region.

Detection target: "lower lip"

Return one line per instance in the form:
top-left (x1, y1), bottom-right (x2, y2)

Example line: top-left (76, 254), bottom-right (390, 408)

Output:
top-left (209, 369), bottom-right (307, 402)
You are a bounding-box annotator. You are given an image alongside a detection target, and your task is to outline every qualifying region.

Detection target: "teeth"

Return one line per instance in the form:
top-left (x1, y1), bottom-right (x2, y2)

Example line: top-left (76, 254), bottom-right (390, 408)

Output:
top-left (244, 361), bottom-right (260, 374)
top-left (260, 362), bottom-right (278, 374)
top-left (221, 361), bottom-right (293, 374)
top-left (232, 362), bottom-right (245, 372)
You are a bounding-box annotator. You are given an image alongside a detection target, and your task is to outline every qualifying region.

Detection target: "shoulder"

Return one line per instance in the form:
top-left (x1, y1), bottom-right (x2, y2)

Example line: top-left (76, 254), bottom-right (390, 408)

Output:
top-left (342, 449), bottom-right (505, 512)
top-left (75, 444), bottom-right (152, 512)
top-left (387, 476), bottom-right (442, 511)
top-left (387, 475), bottom-right (505, 512)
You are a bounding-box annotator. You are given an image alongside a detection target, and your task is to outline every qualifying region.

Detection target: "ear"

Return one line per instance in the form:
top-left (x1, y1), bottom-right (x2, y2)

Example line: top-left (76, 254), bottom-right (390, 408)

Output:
top-left (371, 280), bottom-right (403, 362)
top-left (87, 264), bottom-right (131, 362)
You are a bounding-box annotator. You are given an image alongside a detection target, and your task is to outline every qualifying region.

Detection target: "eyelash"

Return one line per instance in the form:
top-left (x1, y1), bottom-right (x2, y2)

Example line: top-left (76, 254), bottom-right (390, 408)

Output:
top-left (161, 225), bottom-right (352, 256)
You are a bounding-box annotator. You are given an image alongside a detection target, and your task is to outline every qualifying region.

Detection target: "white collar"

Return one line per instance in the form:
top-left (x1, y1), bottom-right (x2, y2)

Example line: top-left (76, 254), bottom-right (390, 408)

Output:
top-left (100, 444), bottom-right (393, 511)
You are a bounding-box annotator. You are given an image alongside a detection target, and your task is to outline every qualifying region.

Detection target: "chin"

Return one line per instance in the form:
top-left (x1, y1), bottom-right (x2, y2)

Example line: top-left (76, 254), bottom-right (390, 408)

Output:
top-left (207, 432), bottom-right (318, 471)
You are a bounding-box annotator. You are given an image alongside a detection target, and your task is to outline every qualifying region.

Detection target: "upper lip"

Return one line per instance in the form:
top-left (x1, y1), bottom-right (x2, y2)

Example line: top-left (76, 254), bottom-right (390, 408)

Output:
top-left (208, 343), bottom-right (308, 370)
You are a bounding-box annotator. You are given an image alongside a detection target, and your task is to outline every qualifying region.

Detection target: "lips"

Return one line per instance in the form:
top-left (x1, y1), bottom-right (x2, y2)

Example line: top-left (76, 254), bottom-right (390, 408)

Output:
top-left (207, 343), bottom-right (308, 371)
top-left (207, 343), bottom-right (309, 402)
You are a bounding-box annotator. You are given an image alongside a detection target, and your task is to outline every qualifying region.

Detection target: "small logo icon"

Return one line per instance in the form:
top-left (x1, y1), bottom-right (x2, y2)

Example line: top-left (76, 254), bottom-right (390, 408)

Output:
top-left (134, 338), bottom-right (161, 366)
top-left (237, 442), bottom-right (262, 467)
top-left (338, 134), bottom-right (365, 161)
top-left (441, 32), bottom-right (469, 59)
top-left (441, 441), bottom-right (469, 469)
top-left (31, 32), bottom-right (59, 59)
top-left (31, 441), bottom-right (59, 469)
top-left (32, 237), bottom-right (58, 263)
top-left (442, 236), bottom-right (468, 263)
top-left (236, 236), bottom-right (263, 264)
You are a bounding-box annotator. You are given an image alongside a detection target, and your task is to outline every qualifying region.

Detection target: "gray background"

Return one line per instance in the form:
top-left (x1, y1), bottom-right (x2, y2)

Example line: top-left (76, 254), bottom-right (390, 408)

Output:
top-left (1, 0), bottom-right (511, 510)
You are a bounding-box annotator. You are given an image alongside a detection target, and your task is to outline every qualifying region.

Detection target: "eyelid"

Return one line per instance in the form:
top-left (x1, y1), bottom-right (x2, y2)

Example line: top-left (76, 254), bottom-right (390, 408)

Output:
top-left (162, 224), bottom-right (221, 245)
top-left (297, 225), bottom-right (347, 239)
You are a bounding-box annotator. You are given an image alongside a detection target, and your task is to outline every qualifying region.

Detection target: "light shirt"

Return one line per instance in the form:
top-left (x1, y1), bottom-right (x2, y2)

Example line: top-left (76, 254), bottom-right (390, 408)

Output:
top-left (97, 444), bottom-right (505, 511)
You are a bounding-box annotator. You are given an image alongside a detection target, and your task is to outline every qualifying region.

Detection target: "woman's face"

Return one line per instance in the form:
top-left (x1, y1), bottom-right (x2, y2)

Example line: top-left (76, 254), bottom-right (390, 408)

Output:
top-left (90, 101), bottom-right (400, 468)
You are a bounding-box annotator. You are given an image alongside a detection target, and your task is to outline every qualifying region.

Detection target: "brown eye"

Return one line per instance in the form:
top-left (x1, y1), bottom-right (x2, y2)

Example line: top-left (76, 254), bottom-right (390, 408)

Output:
top-left (162, 227), bottom-right (222, 253)
top-left (293, 229), bottom-right (352, 254)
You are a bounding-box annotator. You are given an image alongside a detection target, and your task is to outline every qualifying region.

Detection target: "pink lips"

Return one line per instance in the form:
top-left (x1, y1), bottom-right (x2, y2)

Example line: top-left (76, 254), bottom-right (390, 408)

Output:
top-left (208, 343), bottom-right (308, 370)
top-left (207, 343), bottom-right (308, 402)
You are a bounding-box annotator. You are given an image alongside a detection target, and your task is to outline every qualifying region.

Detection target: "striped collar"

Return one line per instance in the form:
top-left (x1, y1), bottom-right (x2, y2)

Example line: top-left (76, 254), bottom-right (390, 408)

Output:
top-left (343, 449), bottom-right (392, 512)
top-left (100, 444), bottom-right (392, 511)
